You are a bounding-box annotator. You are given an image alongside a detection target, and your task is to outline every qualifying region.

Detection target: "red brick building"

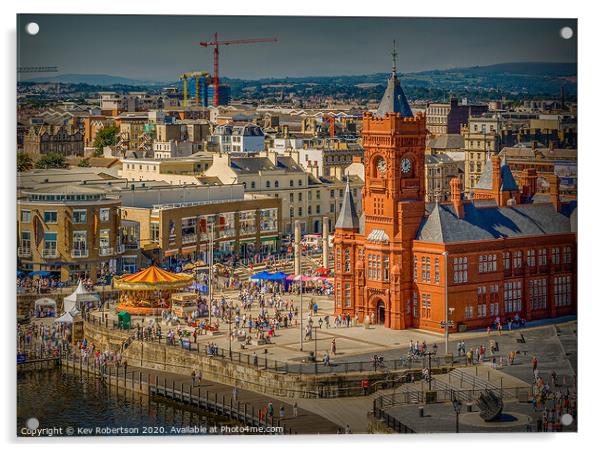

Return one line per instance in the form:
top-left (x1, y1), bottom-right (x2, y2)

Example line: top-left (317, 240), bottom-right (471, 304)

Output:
top-left (333, 66), bottom-right (577, 333)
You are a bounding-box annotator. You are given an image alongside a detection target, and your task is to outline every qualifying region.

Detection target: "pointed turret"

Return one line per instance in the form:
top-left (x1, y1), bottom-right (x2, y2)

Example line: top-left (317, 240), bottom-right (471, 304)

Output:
top-left (335, 180), bottom-right (359, 230)
top-left (375, 41), bottom-right (413, 118)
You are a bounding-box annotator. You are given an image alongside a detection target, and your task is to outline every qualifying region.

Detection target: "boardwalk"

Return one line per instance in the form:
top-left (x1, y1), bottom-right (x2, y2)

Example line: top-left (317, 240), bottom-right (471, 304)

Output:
top-left (63, 358), bottom-right (340, 434)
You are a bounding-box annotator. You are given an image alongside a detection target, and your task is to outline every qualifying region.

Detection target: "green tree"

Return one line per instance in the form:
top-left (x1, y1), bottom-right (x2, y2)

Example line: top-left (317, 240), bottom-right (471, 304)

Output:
top-left (93, 124), bottom-right (119, 157)
top-left (17, 152), bottom-right (33, 172)
top-left (35, 152), bottom-right (67, 169)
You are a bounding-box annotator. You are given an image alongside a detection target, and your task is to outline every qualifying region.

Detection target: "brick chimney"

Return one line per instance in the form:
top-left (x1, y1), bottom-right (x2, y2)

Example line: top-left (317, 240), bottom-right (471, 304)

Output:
top-left (491, 155), bottom-right (501, 194)
top-left (521, 168), bottom-right (538, 201)
top-left (450, 177), bottom-right (464, 218)
top-left (550, 175), bottom-right (561, 212)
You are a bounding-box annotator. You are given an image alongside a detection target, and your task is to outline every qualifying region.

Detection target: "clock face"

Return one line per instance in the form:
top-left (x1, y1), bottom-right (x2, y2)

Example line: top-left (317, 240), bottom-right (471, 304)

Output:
top-left (376, 157), bottom-right (387, 174)
top-left (400, 158), bottom-right (412, 175)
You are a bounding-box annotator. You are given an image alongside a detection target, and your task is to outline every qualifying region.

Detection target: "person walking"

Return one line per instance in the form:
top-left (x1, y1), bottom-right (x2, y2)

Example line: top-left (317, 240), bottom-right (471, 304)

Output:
top-left (292, 400), bottom-right (298, 417)
top-left (191, 370), bottom-right (196, 387)
top-left (279, 405), bottom-right (285, 419)
top-left (267, 402), bottom-right (274, 421)
top-left (330, 338), bottom-right (337, 356)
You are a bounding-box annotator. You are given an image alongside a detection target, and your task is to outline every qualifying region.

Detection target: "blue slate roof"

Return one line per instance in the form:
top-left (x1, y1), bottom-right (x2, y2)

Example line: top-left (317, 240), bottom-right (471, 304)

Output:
top-left (475, 157), bottom-right (519, 192)
top-left (416, 202), bottom-right (573, 244)
top-left (335, 181), bottom-right (360, 230)
top-left (375, 74), bottom-right (413, 118)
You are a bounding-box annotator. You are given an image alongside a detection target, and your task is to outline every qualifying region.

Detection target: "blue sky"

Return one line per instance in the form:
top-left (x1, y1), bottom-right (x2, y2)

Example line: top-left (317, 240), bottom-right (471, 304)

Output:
top-left (17, 15), bottom-right (577, 81)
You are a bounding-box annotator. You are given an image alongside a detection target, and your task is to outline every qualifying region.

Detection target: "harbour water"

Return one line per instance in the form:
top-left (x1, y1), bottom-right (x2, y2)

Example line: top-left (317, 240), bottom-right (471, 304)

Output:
top-left (17, 368), bottom-right (228, 437)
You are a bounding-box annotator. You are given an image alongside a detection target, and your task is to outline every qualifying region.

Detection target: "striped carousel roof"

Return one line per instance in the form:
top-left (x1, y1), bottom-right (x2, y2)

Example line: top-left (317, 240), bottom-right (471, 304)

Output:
top-left (113, 265), bottom-right (193, 290)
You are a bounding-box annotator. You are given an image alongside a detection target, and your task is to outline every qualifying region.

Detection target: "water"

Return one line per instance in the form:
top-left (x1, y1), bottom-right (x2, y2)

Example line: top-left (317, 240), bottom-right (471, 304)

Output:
top-left (17, 368), bottom-right (229, 437)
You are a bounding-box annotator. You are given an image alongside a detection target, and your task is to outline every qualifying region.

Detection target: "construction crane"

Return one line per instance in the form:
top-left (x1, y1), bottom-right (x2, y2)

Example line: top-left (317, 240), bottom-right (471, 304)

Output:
top-left (199, 33), bottom-right (277, 106)
top-left (179, 71), bottom-right (211, 107)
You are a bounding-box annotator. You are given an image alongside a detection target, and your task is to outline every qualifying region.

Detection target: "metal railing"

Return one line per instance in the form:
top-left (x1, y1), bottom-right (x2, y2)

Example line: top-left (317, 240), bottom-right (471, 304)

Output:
top-left (18, 247), bottom-right (32, 258)
top-left (99, 247), bottom-right (114, 256)
top-left (84, 314), bottom-right (446, 376)
top-left (71, 249), bottom-right (89, 258)
top-left (42, 249), bottom-right (59, 258)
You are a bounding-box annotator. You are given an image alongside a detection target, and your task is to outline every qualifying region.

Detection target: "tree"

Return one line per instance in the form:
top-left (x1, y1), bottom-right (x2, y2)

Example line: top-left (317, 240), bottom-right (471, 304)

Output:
top-left (17, 152), bottom-right (33, 172)
top-left (93, 124), bottom-right (119, 157)
top-left (35, 152), bottom-right (67, 169)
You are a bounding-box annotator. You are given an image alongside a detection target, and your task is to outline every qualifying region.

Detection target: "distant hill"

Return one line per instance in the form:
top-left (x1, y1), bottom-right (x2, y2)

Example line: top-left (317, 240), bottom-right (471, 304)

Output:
top-left (430, 62), bottom-right (577, 77)
top-left (21, 73), bottom-right (164, 86)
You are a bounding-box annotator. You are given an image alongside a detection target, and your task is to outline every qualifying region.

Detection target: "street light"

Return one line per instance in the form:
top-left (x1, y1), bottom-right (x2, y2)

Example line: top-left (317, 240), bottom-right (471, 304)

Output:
top-left (313, 326), bottom-right (319, 374)
top-left (452, 397), bottom-right (462, 433)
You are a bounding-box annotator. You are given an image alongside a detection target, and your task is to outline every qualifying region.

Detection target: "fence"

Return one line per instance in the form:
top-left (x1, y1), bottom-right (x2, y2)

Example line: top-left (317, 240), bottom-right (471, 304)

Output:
top-left (61, 354), bottom-right (293, 434)
top-left (85, 314), bottom-right (447, 376)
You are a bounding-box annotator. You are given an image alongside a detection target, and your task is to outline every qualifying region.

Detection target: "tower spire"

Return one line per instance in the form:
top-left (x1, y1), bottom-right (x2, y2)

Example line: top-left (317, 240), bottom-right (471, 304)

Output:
top-left (391, 40), bottom-right (397, 75)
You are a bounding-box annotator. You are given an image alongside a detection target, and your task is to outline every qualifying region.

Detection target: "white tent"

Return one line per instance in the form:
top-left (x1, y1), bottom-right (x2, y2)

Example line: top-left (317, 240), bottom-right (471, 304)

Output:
top-left (63, 281), bottom-right (99, 313)
top-left (56, 311), bottom-right (75, 324)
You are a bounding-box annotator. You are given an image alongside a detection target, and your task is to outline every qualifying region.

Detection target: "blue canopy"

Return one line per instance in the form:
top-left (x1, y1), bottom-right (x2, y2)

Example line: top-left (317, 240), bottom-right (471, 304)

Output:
top-left (250, 271), bottom-right (272, 281)
top-left (29, 271), bottom-right (53, 277)
top-left (17, 271), bottom-right (26, 278)
top-left (266, 272), bottom-right (288, 281)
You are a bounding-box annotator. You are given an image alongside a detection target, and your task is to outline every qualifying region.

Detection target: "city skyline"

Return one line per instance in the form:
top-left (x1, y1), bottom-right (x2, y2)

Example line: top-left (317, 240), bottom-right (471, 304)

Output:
top-left (17, 15), bottom-right (577, 81)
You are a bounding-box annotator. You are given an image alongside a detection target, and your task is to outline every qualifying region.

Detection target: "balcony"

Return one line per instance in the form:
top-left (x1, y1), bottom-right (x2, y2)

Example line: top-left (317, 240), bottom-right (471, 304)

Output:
top-left (98, 247), bottom-right (114, 257)
top-left (17, 247), bottom-right (32, 258)
top-left (182, 234), bottom-right (198, 244)
top-left (42, 249), bottom-right (59, 259)
top-left (71, 249), bottom-right (89, 258)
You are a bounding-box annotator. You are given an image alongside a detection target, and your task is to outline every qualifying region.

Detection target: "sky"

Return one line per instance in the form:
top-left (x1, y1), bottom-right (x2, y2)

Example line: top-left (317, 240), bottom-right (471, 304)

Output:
top-left (17, 15), bottom-right (577, 82)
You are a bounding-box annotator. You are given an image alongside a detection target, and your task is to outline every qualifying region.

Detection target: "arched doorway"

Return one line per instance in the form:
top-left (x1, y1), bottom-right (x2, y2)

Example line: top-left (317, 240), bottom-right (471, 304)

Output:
top-left (376, 301), bottom-right (386, 325)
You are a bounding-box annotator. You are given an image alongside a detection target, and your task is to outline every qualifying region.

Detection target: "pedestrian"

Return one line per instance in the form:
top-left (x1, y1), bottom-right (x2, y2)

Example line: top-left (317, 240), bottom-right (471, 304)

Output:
top-left (267, 402), bottom-right (274, 420)
top-left (279, 405), bottom-right (285, 419)
top-left (293, 400), bottom-right (298, 417)
top-left (331, 338), bottom-right (337, 355)
top-left (532, 356), bottom-right (538, 373)
top-left (191, 370), bottom-right (196, 387)
top-left (345, 424), bottom-right (352, 434)
top-left (233, 386), bottom-right (239, 400)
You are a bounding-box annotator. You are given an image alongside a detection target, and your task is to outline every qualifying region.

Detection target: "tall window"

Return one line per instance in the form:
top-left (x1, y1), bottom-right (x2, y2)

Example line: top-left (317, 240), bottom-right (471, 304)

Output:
top-left (529, 278), bottom-right (547, 310)
top-left (99, 229), bottom-right (110, 249)
top-left (335, 283), bottom-right (341, 308)
top-left (44, 211), bottom-right (58, 224)
top-left (421, 293), bottom-right (431, 319)
top-left (413, 256), bottom-right (417, 281)
top-left (464, 305), bottom-right (474, 320)
top-left (479, 254), bottom-right (497, 273)
top-left (99, 208), bottom-right (110, 222)
top-left (552, 247), bottom-right (560, 265)
top-left (453, 256), bottom-right (468, 283)
top-left (336, 247), bottom-right (341, 272)
top-left (513, 251), bottom-right (523, 269)
top-left (554, 276), bottom-right (572, 307)
top-left (20, 231), bottom-right (31, 250)
top-left (73, 209), bottom-right (87, 224)
top-left (538, 249), bottom-right (547, 266)
top-left (344, 248), bottom-right (351, 272)
top-left (344, 284), bottom-right (351, 308)
top-left (43, 232), bottom-right (57, 253)
top-left (72, 230), bottom-right (87, 256)
top-left (20, 209), bottom-right (31, 223)
top-left (383, 255), bottom-right (389, 281)
top-left (563, 247), bottom-right (572, 264)
top-left (527, 249), bottom-right (536, 267)
top-left (503, 252), bottom-right (511, 270)
top-left (150, 222), bottom-right (160, 242)
top-left (434, 258), bottom-right (440, 284)
top-left (504, 281), bottom-right (522, 313)
top-left (412, 292), bottom-right (418, 318)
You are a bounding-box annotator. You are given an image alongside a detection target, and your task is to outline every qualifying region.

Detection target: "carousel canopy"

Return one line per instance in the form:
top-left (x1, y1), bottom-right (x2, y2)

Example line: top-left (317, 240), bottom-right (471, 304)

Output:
top-left (113, 265), bottom-right (193, 291)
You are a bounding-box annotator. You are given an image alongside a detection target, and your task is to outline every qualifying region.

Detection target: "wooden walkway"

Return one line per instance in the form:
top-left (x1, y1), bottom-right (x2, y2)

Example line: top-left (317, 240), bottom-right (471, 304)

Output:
top-left (62, 358), bottom-right (340, 434)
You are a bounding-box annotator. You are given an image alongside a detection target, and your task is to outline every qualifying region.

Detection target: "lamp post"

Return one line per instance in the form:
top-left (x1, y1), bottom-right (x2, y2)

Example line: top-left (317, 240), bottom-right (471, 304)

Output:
top-left (452, 397), bottom-right (462, 433)
top-left (313, 326), bottom-right (319, 374)
top-left (208, 223), bottom-right (214, 327)
top-left (228, 304), bottom-right (232, 358)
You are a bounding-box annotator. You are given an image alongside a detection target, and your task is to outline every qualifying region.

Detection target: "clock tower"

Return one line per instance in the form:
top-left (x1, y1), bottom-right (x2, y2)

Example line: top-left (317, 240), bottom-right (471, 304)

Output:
top-left (356, 44), bottom-right (427, 329)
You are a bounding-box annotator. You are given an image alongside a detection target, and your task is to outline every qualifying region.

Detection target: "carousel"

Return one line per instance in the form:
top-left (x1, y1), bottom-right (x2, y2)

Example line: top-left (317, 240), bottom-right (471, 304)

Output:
top-left (112, 265), bottom-right (194, 315)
